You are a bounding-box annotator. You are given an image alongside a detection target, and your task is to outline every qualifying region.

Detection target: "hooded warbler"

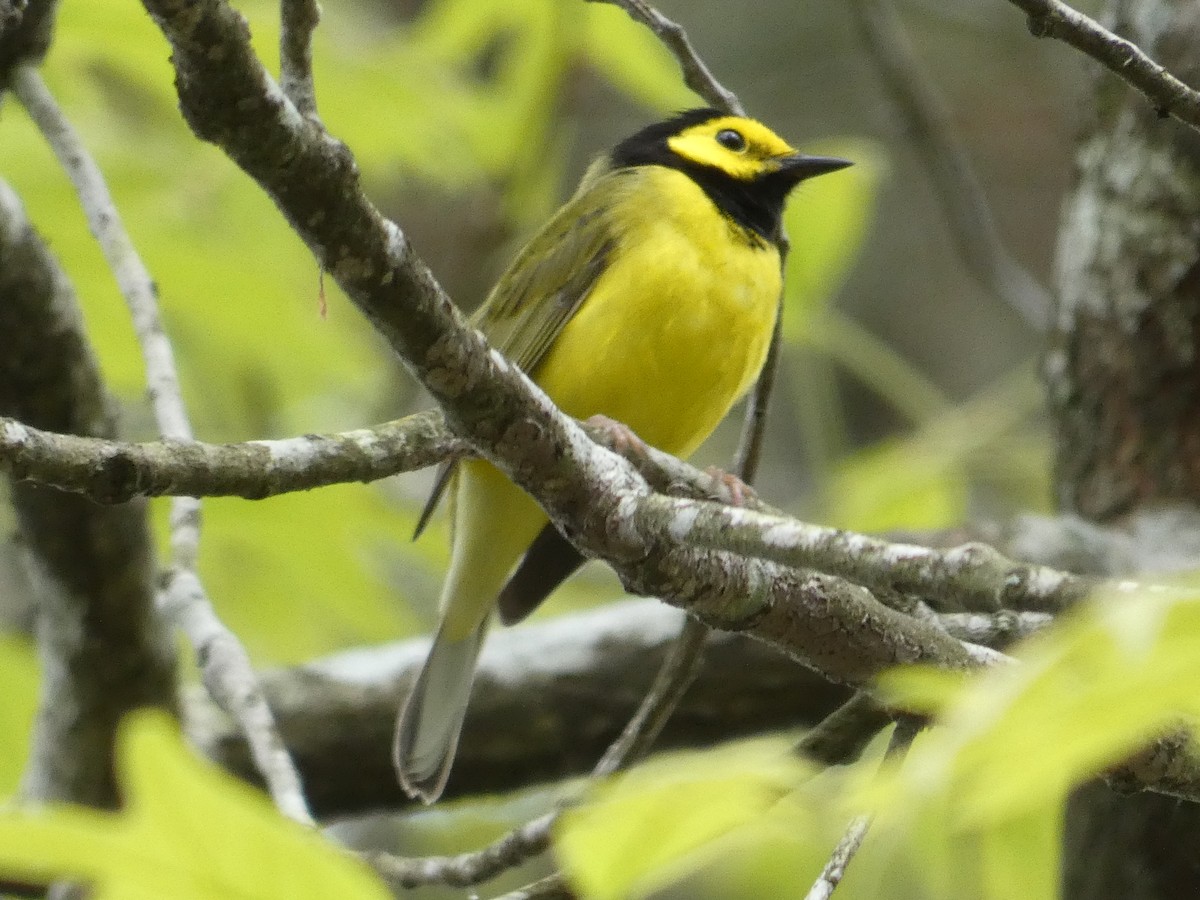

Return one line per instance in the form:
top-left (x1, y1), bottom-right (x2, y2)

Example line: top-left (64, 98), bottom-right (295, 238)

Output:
top-left (395, 108), bottom-right (851, 802)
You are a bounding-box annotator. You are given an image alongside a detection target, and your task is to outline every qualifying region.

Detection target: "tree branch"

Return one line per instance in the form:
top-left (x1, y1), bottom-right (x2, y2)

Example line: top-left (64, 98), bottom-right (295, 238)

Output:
top-left (586, 0), bottom-right (742, 115)
top-left (1003, 0), bottom-right (1200, 132)
top-left (805, 717), bottom-right (921, 900)
top-left (0, 411), bottom-right (456, 502)
top-left (10, 63), bottom-right (312, 825)
top-left (190, 600), bottom-right (853, 817)
top-left (368, 813), bottom-right (556, 890)
top-left (635, 493), bottom-right (1095, 614)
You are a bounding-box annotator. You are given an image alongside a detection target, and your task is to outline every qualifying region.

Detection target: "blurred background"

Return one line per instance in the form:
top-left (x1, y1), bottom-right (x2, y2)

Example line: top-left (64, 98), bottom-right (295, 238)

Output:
top-left (0, 0), bottom-right (1094, 893)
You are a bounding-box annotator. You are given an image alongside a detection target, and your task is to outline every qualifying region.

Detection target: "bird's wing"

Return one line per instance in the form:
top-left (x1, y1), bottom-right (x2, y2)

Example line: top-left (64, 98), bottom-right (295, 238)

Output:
top-left (474, 180), bottom-right (617, 373)
top-left (414, 163), bottom-right (622, 539)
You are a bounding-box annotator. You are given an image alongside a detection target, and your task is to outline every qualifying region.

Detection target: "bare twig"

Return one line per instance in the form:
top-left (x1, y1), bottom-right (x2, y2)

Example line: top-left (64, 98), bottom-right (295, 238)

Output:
top-left (796, 692), bottom-right (894, 767)
top-left (279, 0), bottom-right (319, 118)
top-left (0, 411), bottom-right (458, 502)
top-left (734, 300), bottom-right (783, 481)
top-left (368, 812), bottom-right (556, 889)
top-left (804, 716), bottom-right (921, 900)
top-left (0, 409), bottom-right (752, 507)
top-left (1003, 0), bottom-right (1200, 133)
top-left (592, 615), bottom-right (711, 776)
top-left (586, 0), bottom-right (742, 115)
top-left (10, 65), bottom-right (313, 826)
top-left (850, 0), bottom-right (1051, 329)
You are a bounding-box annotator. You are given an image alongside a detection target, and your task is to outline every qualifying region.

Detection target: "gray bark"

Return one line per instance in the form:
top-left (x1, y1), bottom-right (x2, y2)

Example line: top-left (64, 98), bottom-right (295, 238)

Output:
top-left (1048, 1), bottom-right (1200, 896)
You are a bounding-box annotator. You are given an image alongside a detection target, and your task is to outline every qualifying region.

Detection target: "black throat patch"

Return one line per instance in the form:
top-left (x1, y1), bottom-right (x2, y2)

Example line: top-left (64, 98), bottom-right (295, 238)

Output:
top-left (609, 109), bottom-right (791, 248)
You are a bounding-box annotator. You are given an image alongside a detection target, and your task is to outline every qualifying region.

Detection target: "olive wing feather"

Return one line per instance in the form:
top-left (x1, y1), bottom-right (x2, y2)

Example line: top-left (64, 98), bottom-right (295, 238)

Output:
top-left (413, 164), bottom-right (621, 539)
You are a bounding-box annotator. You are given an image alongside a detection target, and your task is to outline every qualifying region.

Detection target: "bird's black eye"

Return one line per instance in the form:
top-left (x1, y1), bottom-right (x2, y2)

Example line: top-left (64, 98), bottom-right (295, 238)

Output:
top-left (716, 128), bottom-right (746, 151)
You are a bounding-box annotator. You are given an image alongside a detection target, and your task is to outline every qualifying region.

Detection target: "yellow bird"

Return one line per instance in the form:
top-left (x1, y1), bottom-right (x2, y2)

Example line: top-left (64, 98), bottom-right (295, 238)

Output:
top-left (394, 108), bottom-right (850, 802)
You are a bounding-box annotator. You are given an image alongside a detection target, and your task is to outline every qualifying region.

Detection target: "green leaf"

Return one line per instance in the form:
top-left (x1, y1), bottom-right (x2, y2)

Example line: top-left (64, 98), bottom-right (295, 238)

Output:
top-left (556, 741), bottom-right (809, 900)
top-left (0, 711), bottom-right (390, 899)
top-left (871, 584), bottom-right (1200, 835)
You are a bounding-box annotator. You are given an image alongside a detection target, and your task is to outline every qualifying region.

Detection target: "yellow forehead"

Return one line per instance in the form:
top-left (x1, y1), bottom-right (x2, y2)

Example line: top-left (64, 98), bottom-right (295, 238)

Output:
top-left (667, 116), bottom-right (797, 180)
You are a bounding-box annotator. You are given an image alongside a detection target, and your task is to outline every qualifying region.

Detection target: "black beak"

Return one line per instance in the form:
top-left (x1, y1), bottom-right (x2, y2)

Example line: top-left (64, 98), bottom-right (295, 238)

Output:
top-left (775, 154), bottom-right (853, 182)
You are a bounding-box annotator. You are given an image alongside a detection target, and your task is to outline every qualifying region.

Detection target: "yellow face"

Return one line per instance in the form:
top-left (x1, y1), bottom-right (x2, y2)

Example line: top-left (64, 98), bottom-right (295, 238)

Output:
top-left (666, 116), bottom-right (798, 181)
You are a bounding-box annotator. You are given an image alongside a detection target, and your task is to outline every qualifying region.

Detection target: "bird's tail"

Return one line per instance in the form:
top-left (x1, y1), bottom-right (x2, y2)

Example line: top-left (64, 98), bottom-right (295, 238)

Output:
top-left (393, 618), bottom-right (488, 804)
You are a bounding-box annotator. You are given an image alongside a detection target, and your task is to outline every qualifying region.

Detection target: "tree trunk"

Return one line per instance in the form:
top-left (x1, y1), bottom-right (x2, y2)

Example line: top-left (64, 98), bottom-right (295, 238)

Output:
top-left (1047, 1), bottom-right (1200, 896)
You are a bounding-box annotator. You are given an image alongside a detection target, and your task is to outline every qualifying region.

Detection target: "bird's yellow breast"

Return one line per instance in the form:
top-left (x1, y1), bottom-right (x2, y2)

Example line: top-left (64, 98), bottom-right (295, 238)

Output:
top-left (533, 166), bottom-right (781, 458)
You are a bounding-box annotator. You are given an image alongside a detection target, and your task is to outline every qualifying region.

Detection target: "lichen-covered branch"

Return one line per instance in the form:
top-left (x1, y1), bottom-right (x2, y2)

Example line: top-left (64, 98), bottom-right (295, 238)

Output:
top-left (0, 412), bottom-right (457, 502)
top-left (279, 0), bottom-right (319, 117)
top-left (1003, 0), bottom-right (1200, 132)
top-left (638, 493), bottom-right (1095, 613)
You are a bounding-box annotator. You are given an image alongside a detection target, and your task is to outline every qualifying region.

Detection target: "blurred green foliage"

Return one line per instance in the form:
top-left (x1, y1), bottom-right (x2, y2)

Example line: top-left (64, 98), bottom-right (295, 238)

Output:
top-left (0, 0), bottom-right (1042, 669)
top-left (0, 0), bottom-right (694, 664)
top-left (556, 741), bottom-right (811, 900)
top-left (0, 711), bottom-right (392, 898)
top-left (10, 582), bottom-right (1200, 897)
top-left (0, 1), bottom-right (1071, 894)
top-left (552, 581), bottom-right (1200, 900)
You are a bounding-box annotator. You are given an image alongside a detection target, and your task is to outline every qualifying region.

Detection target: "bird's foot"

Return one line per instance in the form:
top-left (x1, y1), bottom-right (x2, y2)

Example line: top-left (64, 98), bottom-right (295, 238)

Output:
top-left (586, 414), bottom-right (649, 459)
top-left (704, 466), bottom-right (757, 507)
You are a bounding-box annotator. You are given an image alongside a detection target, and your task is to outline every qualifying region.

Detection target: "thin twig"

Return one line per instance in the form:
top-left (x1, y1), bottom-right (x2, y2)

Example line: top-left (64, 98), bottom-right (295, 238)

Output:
top-left (795, 693), bottom-right (894, 767)
top-left (850, 0), bottom-right (1051, 329)
top-left (9, 65), bottom-right (314, 826)
top-left (592, 615), bottom-right (711, 776)
top-left (1003, 0), bottom-right (1200, 133)
top-left (734, 300), bottom-right (783, 481)
top-left (587, 0), bottom-right (742, 115)
top-left (804, 717), bottom-right (921, 900)
top-left (367, 813), bottom-right (556, 889)
top-left (279, 0), bottom-right (319, 118)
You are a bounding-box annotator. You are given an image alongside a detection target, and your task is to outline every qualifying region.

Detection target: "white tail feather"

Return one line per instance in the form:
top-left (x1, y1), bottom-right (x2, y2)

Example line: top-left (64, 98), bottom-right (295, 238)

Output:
top-left (393, 620), bottom-right (487, 803)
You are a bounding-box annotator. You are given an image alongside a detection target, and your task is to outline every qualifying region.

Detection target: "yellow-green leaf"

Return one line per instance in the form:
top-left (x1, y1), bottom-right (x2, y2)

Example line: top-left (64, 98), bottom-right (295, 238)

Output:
top-left (0, 711), bottom-right (390, 899)
top-left (556, 741), bottom-right (809, 900)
